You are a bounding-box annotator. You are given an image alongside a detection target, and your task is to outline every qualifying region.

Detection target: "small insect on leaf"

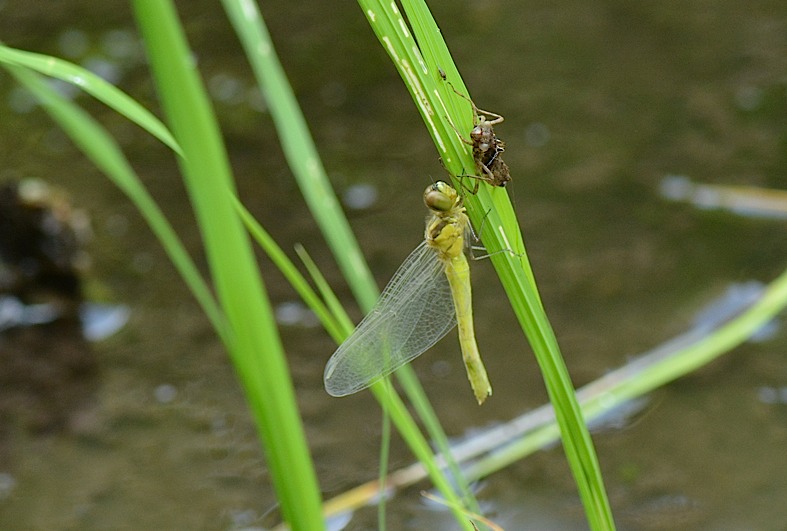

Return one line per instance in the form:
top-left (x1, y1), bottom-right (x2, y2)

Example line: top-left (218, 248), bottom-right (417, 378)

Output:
top-left (442, 77), bottom-right (512, 191)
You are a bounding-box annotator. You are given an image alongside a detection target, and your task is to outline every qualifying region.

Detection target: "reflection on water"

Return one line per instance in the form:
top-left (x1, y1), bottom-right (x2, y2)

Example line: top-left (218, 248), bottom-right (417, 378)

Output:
top-left (0, 0), bottom-right (785, 529)
top-left (341, 182), bottom-right (379, 211)
top-left (661, 175), bottom-right (787, 219)
top-left (275, 300), bottom-right (320, 328)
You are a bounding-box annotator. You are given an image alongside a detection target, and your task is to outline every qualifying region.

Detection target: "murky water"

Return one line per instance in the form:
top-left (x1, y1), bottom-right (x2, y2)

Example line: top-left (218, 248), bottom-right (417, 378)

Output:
top-left (0, 1), bottom-right (785, 529)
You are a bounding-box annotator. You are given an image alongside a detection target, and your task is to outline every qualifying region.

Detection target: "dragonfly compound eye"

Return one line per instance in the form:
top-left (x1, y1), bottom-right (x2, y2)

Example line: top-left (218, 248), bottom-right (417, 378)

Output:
top-left (424, 182), bottom-right (457, 212)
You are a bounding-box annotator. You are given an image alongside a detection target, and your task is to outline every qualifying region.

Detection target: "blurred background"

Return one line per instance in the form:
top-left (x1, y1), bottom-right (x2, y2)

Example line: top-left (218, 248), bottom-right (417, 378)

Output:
top-left (0, 0), bottom-right (784, 528)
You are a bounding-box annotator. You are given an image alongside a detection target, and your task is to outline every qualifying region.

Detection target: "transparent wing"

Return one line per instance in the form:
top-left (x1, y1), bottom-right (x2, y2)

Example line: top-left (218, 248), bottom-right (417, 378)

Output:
top-left (324, 242), bottom-right (457, 396)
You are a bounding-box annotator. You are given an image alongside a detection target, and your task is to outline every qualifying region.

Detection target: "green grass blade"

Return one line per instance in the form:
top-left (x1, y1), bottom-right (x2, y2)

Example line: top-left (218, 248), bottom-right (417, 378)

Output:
top-left (397, 372), bottom-right (481, 512)
top-left (293, 244), bottom-right (357, 335)
top-left (221, 1), bottom-right (478, 523)
top-left (232, 195), bottom-right (348, 343)
top-left (221, 0), bottom-right (378, 312)
top-left (369, 384), bottom-right (477, 531)
top-left (378, 394), bottom-right (392, 531)
top-left (360, 1), bottom-right (615, 528)
top-left (0, 44), bottom-right (182, 156)
top-left (132, 1), bottom-right (323, 528)
top-left (1, 62), bottom-right (228, 345)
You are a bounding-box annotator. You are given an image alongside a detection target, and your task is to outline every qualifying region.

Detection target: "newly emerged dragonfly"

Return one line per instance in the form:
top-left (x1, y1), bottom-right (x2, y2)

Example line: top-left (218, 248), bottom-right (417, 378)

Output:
top-left (324, 181), bottom-right (492, 404)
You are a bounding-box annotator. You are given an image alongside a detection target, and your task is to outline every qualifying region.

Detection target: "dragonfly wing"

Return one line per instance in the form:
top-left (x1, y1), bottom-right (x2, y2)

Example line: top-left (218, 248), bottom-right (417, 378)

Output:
top-left (324, 242), bottom-right (457, 396)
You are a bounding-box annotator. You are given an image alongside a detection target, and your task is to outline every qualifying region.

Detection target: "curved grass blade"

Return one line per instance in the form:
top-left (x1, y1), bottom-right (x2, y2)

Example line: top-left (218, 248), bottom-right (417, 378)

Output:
top-left (2, 63), bottom-right (227, 344)
top-left (0, 44), bottom-right (182, 157)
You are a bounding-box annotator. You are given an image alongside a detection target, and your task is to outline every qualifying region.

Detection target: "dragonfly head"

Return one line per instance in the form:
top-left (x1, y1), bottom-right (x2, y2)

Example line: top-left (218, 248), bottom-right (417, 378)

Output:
top-left (424, 181), bottom-right (460, 213)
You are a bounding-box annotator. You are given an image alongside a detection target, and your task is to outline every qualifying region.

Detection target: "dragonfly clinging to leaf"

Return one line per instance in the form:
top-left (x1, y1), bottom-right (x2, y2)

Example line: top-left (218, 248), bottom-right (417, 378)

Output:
top-left (324, 181), bottom-right (492, 404)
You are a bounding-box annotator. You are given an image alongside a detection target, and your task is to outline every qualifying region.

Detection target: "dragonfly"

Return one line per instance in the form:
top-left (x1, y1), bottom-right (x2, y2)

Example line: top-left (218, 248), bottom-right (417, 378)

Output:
top-left (324, 181), bottom-right (492, 404)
